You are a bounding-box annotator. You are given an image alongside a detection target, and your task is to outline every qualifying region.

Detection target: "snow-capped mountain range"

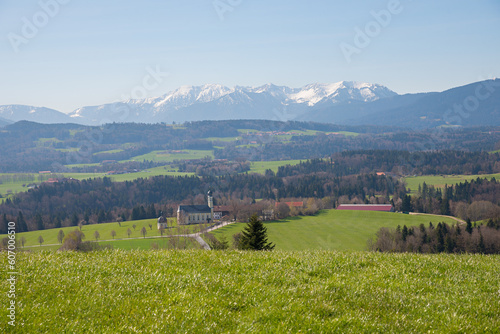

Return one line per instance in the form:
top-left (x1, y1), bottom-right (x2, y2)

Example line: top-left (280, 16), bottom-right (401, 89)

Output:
top-left (1, 79), bottom-right (499, 128)
top-left (66, 81), bottom-right (396, 125)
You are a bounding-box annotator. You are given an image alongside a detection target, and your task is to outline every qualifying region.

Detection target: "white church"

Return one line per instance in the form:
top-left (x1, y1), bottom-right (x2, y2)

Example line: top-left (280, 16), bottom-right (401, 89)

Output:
top-left (176, 190), bottom-right (214, 225)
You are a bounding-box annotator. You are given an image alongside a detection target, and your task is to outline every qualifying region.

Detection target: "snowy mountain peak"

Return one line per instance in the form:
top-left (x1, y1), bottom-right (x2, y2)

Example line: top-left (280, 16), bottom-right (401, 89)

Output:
top-left (26, 81), bottom-right (397, 124)
top-left (286, 81), bottom-right (395, 106)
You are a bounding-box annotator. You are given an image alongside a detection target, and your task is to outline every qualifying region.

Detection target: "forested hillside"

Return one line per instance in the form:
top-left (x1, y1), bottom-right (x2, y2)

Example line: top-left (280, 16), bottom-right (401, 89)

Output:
top-left (0, 120), bottom-right (498, 172)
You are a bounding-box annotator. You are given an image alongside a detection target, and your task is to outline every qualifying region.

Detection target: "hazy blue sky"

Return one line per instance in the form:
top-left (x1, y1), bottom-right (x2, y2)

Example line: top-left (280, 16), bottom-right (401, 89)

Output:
top-left (1, 0), bottom-right (499, 113)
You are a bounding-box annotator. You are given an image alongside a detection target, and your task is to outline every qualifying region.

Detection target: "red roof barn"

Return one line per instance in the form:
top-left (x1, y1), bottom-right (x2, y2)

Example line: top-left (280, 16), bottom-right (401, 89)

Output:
top-left (275, 201), bottom-right (304, 208)
top-left (337, 204), bottom-right (393, 212)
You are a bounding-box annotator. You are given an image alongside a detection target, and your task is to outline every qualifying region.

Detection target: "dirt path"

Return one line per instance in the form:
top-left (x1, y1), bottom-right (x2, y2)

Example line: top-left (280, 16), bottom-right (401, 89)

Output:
top-left (409, 212), bottom-right (466, 225)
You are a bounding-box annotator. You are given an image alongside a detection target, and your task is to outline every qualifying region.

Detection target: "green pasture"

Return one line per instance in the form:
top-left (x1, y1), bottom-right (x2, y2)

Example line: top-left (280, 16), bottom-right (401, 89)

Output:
top-left (125, 149), bottom-right (214, 163)
top-left (211, 210), bottom-right (458, 251)
top-left (205, 136), bottom-right (241, 142)
top-left (36, 137), bottom-right (63, 145)
top-left (328, 130), bottom-right (359, 137)
top-left (64, 163), bottom-right (101, 168)
top-left (54, 148), bottom-right (79, 152)
top-left (2, 250), bottom-right (498, 333)
top-left (0, 173), bottom-right (53, 200)
top-left (249, 159), bottom-right (303, 174)
top-left (93, 149), bottom-right (124, 155)
top-left (0, 168), bottom-right (195, 198)
top-left (15, 217), bottom-right (215, 249)
top-left (404, 173), bottom-right (500, 193)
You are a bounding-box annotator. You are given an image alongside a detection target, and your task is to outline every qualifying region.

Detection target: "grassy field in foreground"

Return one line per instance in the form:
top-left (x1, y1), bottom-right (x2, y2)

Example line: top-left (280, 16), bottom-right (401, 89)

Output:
top-left (1, 250), bottom-right (498, 333)
top-left (404, 173), bottom-right (500, 193)
top-left (212, 210), bottom-right (457, 251)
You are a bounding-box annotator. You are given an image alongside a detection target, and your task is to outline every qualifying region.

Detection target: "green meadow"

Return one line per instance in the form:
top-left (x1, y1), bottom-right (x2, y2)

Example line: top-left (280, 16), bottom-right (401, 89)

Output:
top-left (211, 210), bottom-right (457, 251)
top-left (0, 168), bottom-right (194, 199)
top-left (125, 149), bottom-right (214, 163)
top-left (93, 149), bottom-right (124, 155)
top-left (404, 173), bottom-right (500, 193)
top-left (12, 210), bottom-right (457, 252)
top-left (249, 160), bottom-right (303, 174)
top-left (1, 250), bottom-right (498, 333)
top-left (16, 218), bottom-right (210, 249)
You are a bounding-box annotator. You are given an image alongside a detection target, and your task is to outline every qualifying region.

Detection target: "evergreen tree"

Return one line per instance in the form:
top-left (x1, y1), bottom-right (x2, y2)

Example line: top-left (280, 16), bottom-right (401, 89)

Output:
top-left (17, 212), bottom-right (28, 232)
top-left (478, 233), bottom-right (486, 253)
top-left (71, 213), bottom-right (79, 226)
top-left (402, 225), bottom-right (408, 242)
top-left (147, 204), bottom-right (156, 219)
top-left (444, 234), bottom-right (454, 253)
top-left (54, 216), bottom-right (62, 228)
top-left (34, 214), bottom-right (44, 231)
top-left (97, 210), bottom-right (106, 224)
top-left (401, 195), bottom-right (413, 212)
top-left (440, 198), bottom-right (451, 215)
top-left (83, 211), bottom-right (90, 224)
top-left (466, 219), bottom-right (473, 234)
top-left (239, 214), bottom-right (275, 250)
top-left (1, 213), bottom-right (8, 234)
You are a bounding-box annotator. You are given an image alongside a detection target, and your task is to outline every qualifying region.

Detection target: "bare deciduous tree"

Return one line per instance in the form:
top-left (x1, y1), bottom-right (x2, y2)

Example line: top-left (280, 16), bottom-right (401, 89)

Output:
top-left (57, 230), bottom-right (65, 244)
top-left (276, 202), bottom-right (290, 219)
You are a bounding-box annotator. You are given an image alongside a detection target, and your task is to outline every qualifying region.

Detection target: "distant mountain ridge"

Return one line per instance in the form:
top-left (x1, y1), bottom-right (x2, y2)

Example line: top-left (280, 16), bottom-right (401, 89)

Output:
top-left (0, 105), bottom-right (73, 125)
top-left (1, 79), bottom-right (499, 128)
top-left (68, 81), bottom-right (396, 124)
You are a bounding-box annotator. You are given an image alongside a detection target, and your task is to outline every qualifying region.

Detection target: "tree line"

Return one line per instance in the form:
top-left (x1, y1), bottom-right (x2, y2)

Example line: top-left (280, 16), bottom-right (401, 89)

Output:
top-left (370, 220), bottom-right (500, 254)
top-left (0, 171), bottom-right (400, 232)
top-left (276, 151), bottom-right (500, 177)
top-left (397, 178), bottom-right (500, 221)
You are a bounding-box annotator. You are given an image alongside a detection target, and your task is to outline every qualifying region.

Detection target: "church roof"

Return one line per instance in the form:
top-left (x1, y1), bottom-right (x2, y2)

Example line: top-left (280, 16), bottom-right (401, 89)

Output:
top-left (178, 205), bottom-right (212, 214)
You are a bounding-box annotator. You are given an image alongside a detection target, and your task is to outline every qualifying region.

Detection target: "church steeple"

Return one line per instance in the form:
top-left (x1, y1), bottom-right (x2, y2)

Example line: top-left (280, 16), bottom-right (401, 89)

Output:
top-left (207, 190), bottom-right (213, 209)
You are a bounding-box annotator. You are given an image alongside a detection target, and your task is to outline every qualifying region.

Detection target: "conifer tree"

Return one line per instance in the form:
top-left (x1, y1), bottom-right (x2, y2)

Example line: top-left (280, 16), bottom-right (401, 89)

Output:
top-left (466, 219), bottom-right (473, 234)
top-left (0, 214), bottom-right (8, 234)
top-left (17, 212), bottom-right (28, 232)
top-left (240, 214), bottom-right (275, 250)
top-left (35, 214), bottom-right (44, 231)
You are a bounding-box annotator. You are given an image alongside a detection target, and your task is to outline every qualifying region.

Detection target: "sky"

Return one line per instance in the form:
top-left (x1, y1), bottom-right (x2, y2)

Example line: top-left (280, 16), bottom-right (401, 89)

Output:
top-left (0, 0), bottom-right (499, 113)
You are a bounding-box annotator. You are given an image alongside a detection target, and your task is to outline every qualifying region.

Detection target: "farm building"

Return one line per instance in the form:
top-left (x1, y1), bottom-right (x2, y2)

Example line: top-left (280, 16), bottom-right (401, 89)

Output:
top-left (176, 190), bottom-right (214, 225)
top-left (275, 201), bottom-right (304, 209)
top-left (337, 204), bottom-right (393, 212)
top-left (213, 205), bottom-right (231, 220)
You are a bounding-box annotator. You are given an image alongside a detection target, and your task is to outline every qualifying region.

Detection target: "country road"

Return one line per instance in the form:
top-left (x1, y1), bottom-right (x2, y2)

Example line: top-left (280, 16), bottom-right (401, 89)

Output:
top-left (409, 212), bottom-right (466, 225)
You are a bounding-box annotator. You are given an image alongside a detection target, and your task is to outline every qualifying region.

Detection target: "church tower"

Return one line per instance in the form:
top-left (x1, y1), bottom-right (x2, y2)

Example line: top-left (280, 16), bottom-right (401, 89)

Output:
top-left (207, 190), bottom-right (213, 220)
